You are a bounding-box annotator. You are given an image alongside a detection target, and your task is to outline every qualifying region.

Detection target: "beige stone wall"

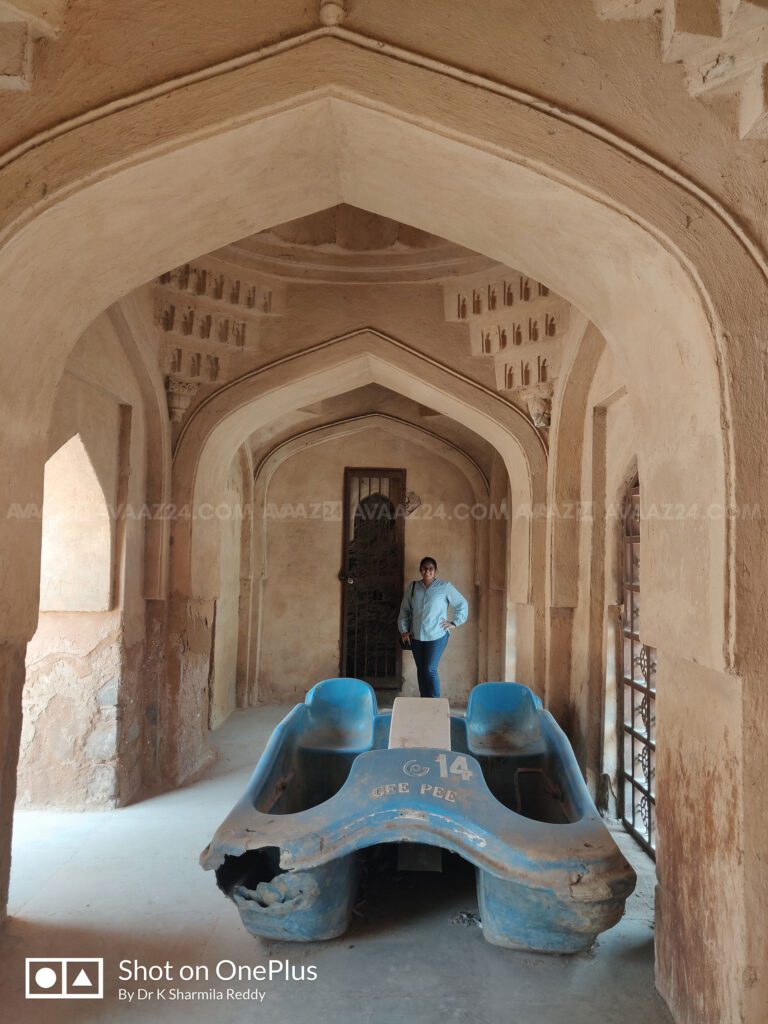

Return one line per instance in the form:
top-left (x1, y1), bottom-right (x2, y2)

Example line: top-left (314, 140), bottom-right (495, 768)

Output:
top-left (257, 428), bottom-right (480, 704)
top-left (655, 656), bottom-right (745, 1024)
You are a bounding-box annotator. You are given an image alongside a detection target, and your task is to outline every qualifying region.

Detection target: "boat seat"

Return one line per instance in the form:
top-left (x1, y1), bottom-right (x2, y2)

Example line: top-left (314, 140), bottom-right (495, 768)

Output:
top-left (466, 682), bottom-right (543, 755)
top-left (298, 678), bottom-right (377, 753)
top-left (388, 697), bottom-right (451, 750)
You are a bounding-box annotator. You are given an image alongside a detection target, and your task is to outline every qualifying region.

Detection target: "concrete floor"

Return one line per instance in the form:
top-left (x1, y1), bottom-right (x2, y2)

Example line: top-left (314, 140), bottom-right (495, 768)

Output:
top-left (1, 706), bottom-right (674, 1024)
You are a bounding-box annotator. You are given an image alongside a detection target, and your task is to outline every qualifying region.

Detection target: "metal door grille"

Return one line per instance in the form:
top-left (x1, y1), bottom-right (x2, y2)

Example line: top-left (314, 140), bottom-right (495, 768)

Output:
top-left (619, 476), bottom-right (657, 857)
top-left (341, 469), bottom-right (405, 689)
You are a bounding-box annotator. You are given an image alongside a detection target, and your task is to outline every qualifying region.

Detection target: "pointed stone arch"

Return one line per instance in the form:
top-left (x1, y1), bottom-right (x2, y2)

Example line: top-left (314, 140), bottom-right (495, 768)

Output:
top-left (0, 62), bottom-right (738, 673)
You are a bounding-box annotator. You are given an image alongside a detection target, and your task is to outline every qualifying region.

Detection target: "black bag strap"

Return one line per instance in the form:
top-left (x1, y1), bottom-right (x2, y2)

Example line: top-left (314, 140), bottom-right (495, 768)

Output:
top-left (411, 580), bottom-right (415, 599)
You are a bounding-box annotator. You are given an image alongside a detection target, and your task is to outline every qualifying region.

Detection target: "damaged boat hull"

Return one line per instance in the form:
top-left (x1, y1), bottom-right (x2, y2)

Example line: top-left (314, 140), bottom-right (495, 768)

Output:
top-left (201, 679), bottom-right (636, 952)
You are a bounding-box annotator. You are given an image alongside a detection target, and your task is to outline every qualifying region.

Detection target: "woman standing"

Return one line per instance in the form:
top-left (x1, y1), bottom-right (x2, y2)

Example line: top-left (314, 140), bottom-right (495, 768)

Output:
top-left (398, 556), bottom-right (469, 698)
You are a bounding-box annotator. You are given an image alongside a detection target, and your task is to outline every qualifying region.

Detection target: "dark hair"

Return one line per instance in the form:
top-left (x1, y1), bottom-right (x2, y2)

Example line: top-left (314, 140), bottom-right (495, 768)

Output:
top-left (419, 557), bottom-right (438, 572)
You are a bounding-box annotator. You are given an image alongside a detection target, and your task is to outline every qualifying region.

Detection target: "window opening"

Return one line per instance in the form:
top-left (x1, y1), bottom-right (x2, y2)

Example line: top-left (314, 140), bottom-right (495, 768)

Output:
top-left (619, 474), bottom-right (657, 857)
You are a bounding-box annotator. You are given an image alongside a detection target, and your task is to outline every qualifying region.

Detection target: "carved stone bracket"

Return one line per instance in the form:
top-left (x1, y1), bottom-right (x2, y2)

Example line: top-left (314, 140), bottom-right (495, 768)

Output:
top-left (442, 268), bottom-right (568, 439)
top-left (166, 376), bottom-right (199, 423)
top-left (523, 384), bottom-right (554, 431)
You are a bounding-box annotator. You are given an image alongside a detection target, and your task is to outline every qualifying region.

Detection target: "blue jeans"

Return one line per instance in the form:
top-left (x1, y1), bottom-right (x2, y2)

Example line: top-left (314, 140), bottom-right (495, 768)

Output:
top-left (410, 634), bottom-right (449, 698)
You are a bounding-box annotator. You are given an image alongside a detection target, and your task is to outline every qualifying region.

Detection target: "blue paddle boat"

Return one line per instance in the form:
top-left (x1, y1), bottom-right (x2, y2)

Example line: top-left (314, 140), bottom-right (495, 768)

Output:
top-left (200, 679), bottom-right (636, 952)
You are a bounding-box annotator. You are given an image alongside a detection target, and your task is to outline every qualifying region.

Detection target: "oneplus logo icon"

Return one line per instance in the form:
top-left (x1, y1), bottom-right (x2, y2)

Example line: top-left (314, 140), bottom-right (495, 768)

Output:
top-left (25, 957), bottom-right (104, 999)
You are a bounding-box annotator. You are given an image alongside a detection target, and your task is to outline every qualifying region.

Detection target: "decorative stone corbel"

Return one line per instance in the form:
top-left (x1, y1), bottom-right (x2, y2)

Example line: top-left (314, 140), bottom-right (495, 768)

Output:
top-left (523, 383), bottom-right (554, 431)
top-left (319, 0), bottom-right (346, 27)
top-left (166, 376), bottom-right (199, 423)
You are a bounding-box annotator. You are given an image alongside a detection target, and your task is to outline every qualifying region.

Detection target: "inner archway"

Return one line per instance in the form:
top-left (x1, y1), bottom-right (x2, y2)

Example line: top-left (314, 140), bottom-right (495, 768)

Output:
top-left (168, 336), bottom-right (544, 780)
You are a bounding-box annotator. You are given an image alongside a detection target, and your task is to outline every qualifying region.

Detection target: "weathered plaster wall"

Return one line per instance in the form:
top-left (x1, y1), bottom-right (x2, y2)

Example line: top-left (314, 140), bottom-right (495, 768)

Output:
top-left (243, 395), bottom-right (500, 706)
top-left (19, 610), bottom-right (123, 807)
top-left (209, 453), bottom-right (243, 730)
top-left (0, 73), bottom-right (728, 675)
top-left (0, 0), bottom-right (314, 154)
top-left (72, 318), bottom-right (148, 806)
top-left (63, 317), bottom-right (148, 646)
top-left (655, 656), bottom-right (745, 1024)
top-left (258, 429), bottom-right (479, 704)
top-left (248, 387), bottom-right (497, 487)
top-left (236, 446), bottom-right (255, 709)
top-left (163, 596), bottom-right (215, 786)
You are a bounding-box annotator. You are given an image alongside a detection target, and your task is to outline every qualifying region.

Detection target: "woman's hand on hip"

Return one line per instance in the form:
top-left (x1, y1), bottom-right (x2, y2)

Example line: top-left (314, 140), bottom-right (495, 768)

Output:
top-left (440, 619), bottom-right (455, 632)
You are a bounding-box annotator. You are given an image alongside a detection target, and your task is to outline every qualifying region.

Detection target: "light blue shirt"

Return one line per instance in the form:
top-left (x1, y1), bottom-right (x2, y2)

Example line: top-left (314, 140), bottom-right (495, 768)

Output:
top-left (398, 578), bottom-right (469, 642)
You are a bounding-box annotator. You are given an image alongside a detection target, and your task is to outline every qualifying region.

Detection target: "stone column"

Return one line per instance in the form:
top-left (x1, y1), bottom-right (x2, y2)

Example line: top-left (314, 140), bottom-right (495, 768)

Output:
top-left (161, 593), bottom-right (216, 786)
top-left (0, 440), bottom-right (43, 927)
top-left (0, 642), bottom-right (25, 926)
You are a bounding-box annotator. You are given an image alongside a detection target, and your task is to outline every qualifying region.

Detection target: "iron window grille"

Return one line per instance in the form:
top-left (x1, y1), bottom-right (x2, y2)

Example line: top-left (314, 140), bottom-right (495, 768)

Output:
top-left (618, 475), bottom-right (657, 858)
